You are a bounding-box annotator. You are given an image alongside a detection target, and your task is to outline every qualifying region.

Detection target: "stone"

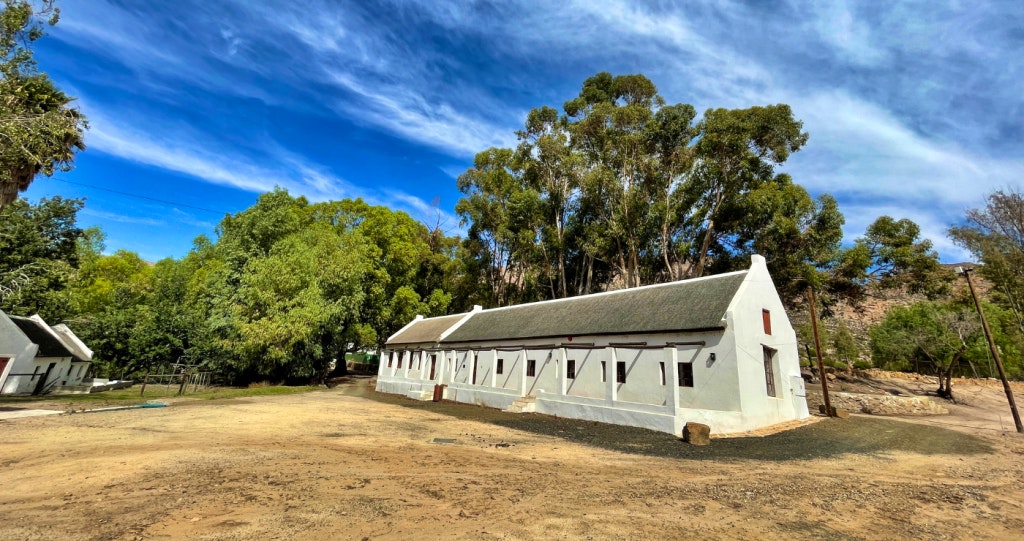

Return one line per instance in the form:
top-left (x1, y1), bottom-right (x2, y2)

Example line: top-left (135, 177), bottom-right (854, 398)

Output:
top-left (834, 408), bottom-right (850, 419)
top-left (683, 422), bottom-right (711, 446)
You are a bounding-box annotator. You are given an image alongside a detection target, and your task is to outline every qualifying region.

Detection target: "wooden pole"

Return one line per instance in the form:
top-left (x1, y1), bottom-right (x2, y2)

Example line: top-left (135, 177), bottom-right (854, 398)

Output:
top-left (807, 287), bottom-right (833, 417)
top-left (961, 268), bottom-right (1023, 433)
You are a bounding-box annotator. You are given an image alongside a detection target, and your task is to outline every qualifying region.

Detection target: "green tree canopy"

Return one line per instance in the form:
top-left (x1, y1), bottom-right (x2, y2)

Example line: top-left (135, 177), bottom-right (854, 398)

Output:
top-left (455, 72), bottom-right (838, 309)
top-left (0, 195), bottom-right (83, 321)
top-left (950, 188), bottom-right (1024, 334)
top-left (869, 300), bottom-right (1023, 397)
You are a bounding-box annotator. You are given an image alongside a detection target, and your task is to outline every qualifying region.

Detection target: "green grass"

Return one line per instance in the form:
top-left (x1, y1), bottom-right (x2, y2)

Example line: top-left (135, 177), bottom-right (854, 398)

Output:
top-left (0, 384), bottom-right (323, 404)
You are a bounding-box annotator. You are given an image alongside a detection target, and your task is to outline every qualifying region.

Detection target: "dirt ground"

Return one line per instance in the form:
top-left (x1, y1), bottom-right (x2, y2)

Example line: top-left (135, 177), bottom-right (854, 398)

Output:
top-left (2, 377), bottom-right (1023, 540)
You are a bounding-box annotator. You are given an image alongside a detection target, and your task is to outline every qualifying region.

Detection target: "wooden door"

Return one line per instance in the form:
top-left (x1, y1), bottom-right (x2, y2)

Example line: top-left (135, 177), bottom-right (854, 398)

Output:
top-left (0, 357), bottom-right (9, 390)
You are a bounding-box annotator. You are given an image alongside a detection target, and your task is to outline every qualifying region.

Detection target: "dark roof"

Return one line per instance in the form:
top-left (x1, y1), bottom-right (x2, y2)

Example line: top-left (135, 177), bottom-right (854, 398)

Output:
top-left (443, 271), bottom-right (747, 343)
top-left (387, 313), bottom-right (469, 346)
top-left (9, 316), bottom-right (73, 358)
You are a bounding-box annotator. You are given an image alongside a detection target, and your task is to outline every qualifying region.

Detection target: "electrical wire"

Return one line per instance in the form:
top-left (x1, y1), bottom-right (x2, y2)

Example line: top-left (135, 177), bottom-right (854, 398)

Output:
top-left (54, 178), bottom-right (230, 215)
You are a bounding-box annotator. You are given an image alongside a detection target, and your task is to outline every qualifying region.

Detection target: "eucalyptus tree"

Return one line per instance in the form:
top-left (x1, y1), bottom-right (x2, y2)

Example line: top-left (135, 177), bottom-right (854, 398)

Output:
top-left (456, 147), bottom-right (544, 306)
top-left (830, 215), bottom-right (953, 306)
top-left (685, 105), bottom-right (809, 278)
top-left (563, 73), bottom-right (671, 288)
top-left (516, 106), bottom-right (582, 298)
top-left (0, 0), bottom-right (86, 209)
top-left (716, 178), bottom-right (845, 305)
top-left (950, 189), bottom-right (1024, 334)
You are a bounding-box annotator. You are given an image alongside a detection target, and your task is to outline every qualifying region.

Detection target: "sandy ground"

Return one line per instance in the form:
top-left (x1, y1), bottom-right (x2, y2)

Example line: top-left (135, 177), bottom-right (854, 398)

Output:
top-left (1, 378), bottom-right (1023, 540)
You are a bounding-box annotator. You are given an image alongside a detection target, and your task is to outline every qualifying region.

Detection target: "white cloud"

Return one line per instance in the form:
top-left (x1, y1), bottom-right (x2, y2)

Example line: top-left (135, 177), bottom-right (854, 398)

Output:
top-left (791, 90), bottom-right (1024, 206)
top-left (80, 208), bottom-right (166, 227)
top-left (799, 1), bottom-right (890, 67)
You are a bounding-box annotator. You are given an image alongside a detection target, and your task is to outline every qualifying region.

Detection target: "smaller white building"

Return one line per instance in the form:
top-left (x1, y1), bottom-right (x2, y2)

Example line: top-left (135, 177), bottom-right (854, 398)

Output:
top-left (376, 255), bottom-right (809, 435)
top-left (0, 311), bottom-right (93, 396)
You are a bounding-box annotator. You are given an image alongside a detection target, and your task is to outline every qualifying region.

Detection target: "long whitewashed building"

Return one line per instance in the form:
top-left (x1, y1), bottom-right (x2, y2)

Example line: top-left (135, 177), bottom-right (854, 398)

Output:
top-left (376, 255), bottom-right (809, 435)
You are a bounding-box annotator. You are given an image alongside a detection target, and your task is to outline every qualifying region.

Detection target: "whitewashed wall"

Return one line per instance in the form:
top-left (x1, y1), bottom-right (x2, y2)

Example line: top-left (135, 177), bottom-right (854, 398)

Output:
top-left (376, 255), bottom-right (810, 435)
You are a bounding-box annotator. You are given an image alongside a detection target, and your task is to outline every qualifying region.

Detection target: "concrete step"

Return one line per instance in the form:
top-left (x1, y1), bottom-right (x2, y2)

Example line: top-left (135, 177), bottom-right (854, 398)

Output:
top-left (49, 385), bottom-right (93, 395)
top-left (504, 396), bottom-right (537, 413)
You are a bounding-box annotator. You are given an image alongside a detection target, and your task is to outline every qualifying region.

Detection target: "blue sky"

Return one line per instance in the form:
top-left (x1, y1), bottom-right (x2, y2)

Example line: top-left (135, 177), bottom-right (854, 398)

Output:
top-left (22, 0), bottom-right (1024, 262)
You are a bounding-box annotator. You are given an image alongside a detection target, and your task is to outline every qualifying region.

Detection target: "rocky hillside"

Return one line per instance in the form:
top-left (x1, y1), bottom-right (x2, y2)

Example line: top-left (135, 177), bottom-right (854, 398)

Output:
top-left (790, 265), bottom-right (995, 367)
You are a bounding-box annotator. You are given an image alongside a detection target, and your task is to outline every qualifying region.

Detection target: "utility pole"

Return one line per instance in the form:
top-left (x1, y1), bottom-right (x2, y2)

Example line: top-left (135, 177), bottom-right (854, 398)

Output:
top-left (958, 266), bottom-right (1023, 434)
top-left (807, 287), bottom-right (833, 417)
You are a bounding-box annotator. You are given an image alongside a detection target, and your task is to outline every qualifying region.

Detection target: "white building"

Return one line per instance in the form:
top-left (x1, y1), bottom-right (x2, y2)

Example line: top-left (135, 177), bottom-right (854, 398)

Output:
top-left (0, 311), bottom-right (93, 396)
top-left (376, 255), bottom-right (809, 435)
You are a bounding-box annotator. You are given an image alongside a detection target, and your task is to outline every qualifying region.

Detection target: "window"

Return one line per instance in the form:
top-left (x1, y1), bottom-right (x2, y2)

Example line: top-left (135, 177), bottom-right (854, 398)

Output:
top-left (659, 362), bottom-right (665, 385)
top-left (388, 352), bottom-right (394, 368)
top-left (397, 354), bottom-right (402, 369)
top-left (763, 346), bottom-right (777, 397)
top-left (429, 354), bottom-right (437, 380)
top-left (497, 358), bottom-right (504, 375)
top-left (678, 362), bottom-right (694, 387)
top-left (616, 361), bottom-right (626, 383)
top-left (567, 360), bottom-right (576, 379)
top-left (526, 359), bottom-right (536, 377)
top-left (762, 309), bottom-right (772, 335)
top-left (601, 361), bottom-right (606, 382)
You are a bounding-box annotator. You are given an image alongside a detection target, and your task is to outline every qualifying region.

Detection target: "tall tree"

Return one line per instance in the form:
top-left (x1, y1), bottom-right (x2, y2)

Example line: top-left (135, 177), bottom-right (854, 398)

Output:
top-left (564, 73), bottom-right (671, 288)
top-left (831, 215), bottom-right (953, 306)
top-left (950, 189), bottom-right (1024, 334)
top-left (456, 148), bottom-right (543, 306)
top-left (686, 105), bottom-right (809, 278)
top-left (0, 0), bottom-right (86, 209)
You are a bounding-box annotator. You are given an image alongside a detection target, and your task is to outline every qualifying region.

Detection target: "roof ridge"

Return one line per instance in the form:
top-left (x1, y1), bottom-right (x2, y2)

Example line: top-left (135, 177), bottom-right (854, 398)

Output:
top-left (480, 269), bottom-right (748, 314)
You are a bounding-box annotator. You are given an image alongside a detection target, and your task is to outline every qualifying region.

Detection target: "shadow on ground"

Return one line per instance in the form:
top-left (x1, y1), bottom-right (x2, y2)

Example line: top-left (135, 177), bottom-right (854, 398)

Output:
top-left (339, 380), bottom-right (993, 461)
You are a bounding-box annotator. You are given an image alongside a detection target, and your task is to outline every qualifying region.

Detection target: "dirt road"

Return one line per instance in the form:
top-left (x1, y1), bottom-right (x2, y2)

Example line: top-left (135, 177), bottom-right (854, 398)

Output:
top-left (1, 380), bottom-right (1022, 540)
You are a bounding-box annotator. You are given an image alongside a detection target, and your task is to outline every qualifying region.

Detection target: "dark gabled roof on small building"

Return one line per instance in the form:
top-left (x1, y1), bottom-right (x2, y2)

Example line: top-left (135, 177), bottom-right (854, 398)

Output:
top-left (443, 271), bottom-right (747, 343)
top-left (387, 313), bottom-right (470, 346)
top-left (9, 316), bottom-right (73, 358)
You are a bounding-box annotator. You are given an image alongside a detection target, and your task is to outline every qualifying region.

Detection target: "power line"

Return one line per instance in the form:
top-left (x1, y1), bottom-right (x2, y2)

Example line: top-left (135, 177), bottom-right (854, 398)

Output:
top-left (54, 178), bottom-right (231, 215)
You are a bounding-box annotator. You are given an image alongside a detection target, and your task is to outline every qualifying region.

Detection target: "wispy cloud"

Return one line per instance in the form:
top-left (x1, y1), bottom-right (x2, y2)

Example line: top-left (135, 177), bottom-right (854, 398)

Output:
top-left (80, 208), bottom-right (165, 227)
top-left (42, 0), bottom-right (1024, 262)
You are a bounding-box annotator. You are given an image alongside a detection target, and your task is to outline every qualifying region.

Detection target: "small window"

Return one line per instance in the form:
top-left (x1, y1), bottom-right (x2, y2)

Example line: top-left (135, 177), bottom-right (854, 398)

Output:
top-left (388, 352), bottom-right (394, 368)
top-left (497, 358), bottom-right (504, 374)
top-left (659, 362), bottom-right (665, 385)
top-left (526, 359), bottom-right (536, 377)
top-left (678, 362), bottom-right (694, 387)
top-left (762, 309), bottom-right (772, 335)
top-left (616, 361), bottom-right (626, 384)
top-left (763, 346), bottom-right (777, 397)
top-left (567, 360), bottom-right (576, 379)
top-left (601, 361), bottom-right (606, 382)
top-left (397, 354), bottom-right (402, 369)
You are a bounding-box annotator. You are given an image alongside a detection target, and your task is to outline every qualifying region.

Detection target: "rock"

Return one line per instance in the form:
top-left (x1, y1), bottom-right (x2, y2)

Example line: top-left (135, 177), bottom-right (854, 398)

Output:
top-left (817, 405), bottom-right (849, 417)
top-left (683, 422), bottom-right (711, 446)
